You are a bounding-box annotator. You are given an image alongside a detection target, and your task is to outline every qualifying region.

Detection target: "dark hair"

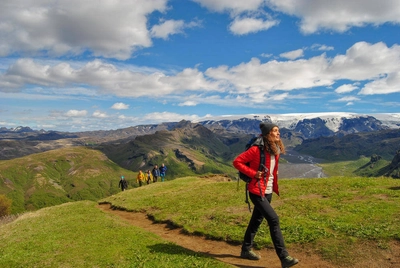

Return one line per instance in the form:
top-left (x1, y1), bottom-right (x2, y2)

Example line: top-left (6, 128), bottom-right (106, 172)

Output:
top-left (263, 134), bottom-right (285, 155)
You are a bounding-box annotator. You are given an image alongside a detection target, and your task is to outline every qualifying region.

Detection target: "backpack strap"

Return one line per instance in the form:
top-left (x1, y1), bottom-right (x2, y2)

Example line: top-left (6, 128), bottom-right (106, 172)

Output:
top-left (245, 182), bottom-right (251, 212)
top-left (244, 145), bottom-right (266, 212)
top-left (257, 146), bottom-right (266, 200)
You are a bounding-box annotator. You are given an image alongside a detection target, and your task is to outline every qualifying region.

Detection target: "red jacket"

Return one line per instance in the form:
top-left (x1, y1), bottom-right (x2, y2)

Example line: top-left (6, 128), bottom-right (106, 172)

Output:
top-left (233, 146), bottom-right (280, 196)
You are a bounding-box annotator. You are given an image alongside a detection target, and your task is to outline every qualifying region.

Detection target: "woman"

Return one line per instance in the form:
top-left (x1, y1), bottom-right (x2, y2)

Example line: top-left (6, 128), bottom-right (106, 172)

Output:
top-left (233, 122), bottom-right (299, 268)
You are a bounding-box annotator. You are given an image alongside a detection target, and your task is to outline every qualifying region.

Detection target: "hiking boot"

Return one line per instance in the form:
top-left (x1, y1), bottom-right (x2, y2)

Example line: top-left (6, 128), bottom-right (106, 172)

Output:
top-left (281, 256), bottom-right (299, 268)
top-left (240, 250), bottom-right (261, 260)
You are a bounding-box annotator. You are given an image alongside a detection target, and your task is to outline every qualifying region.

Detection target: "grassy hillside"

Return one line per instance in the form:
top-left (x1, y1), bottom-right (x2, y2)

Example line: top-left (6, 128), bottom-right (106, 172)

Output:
top-left (1, 176), bottom-right (399, 267)
top-left (295, 129), bottom-right (400, 161)
top-left (0, 201), bottom-right (229, 268)
top-left (100, 176), bottom-right (400, 266)
top-left (319, 156), bottom-right (396, 178)
top-left (97, 125), bottom-right (246, 179)
top-left (0, 147), bottom-right (136, 213)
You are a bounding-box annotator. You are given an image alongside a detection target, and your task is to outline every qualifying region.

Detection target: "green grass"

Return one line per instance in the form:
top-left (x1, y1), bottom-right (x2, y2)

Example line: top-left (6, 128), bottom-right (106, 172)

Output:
top-left (319, 157), bottom-right (392, 177)
top-left (100, 176), bottom-right (400, 265)
top-left (0, 201), bottom-right (231, 268)
top-left (1, 176), bottom-right (399, 267)
top-left (0, 147), bottom-right (137, 213)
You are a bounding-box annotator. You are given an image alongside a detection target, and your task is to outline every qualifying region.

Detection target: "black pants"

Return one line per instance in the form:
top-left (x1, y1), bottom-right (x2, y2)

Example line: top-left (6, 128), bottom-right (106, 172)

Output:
top-left (242, 192), bottom-right (288, 259)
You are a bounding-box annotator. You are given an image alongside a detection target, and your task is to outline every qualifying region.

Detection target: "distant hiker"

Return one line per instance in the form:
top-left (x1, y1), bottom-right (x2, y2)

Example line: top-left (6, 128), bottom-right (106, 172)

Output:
top-left (146, 170), bottom-right (152, 185)
top-left (136, 170), bottom-right (145, 187)
top-left (159, 163), bottom-right (167, 182)
top-left (233, 122), bottom-right (299, 268)
top-left (152, 164), bottom-right (160, 182)
top-left (118, 176), bottom-right (128, 191)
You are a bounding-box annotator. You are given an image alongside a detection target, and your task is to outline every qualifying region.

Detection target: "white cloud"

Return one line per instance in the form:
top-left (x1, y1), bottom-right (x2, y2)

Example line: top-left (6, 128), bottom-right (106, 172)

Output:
top-left (92, 110), bottom-right (108, 118)
top-left (1, 41), bottom-right (400, 107)
top-left (266, 0), bottom-right (400, 34)
top-left (141, 111), bottom-right (201, 122)
top-left (151, 20), bottom-right (184, 39)
top-left (193, 0), bottom-right (279, 34)
top-left (360, 71), bottom-right (400, 95)
top-left (0, 0), bottom-right (168, 59)
top-left (193, 0), bottom-right (400, 35)
top-left (192, 0), bottom-right (264, 14)
top-left (335, 84), bottom-right (358, 94)
top-left (205, 41), bottom-right (400, 102)
top-left (179, 101), bottom-right (198, 106)
top-left (337, 96), bottom-right (360, 102)
top-left (229, 17), bottom-right (279, 35)
top-left (111, 103), bottom-right (129, 110)
top-left (205, 55), bottom-right (332, 94)
top-left (311, 44), bottom-right (334, 51)
top-left (260, 53), bottom-right (273, 58)
top-left (270, 93), bottom-right (289, 101)
top-left (65, 110), bottom-right (87, 117)
top-left (0, 59), bottom-right (221, 96)
top-left (151, 19), bottom-right (202, 39)
top-left (328, 42), bottom-right (400, 81)
top-left (280, 49), bottom-right (304, 60)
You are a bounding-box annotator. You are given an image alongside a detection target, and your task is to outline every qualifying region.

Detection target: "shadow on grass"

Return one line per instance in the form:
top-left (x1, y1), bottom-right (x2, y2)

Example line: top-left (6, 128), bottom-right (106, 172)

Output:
top-left (148, 244), bottom-right (265, 268)
top-left (389, 186), bottom-right (400, 190)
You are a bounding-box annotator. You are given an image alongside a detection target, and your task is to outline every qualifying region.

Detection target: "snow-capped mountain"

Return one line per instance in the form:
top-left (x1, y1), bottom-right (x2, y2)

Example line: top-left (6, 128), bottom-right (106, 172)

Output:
top-left (2, 113), bottom-right (400, 140)
top-left (204, 112), bottom-right (400, 130)
top-left (198, 112), bottom-right (400, 138)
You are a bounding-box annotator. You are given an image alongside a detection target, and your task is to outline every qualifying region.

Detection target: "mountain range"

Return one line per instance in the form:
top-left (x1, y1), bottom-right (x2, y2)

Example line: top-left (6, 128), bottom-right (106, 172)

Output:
top-left (2, 113), bottom-right (400, 213)
top-left (1, 112), bottom-right (400, 161)
top-left (2, 112), bottom-right (400, 138)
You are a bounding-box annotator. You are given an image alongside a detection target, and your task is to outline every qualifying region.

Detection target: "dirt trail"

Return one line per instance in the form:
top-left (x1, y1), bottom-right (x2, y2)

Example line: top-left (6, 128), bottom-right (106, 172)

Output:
top-left (98, 203), bottom-right (335, 268)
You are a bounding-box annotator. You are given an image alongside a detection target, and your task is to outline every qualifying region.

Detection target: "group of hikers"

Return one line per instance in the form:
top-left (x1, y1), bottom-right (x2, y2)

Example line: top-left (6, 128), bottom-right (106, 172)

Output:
top-left (118, 163), bottom-right (167, 190)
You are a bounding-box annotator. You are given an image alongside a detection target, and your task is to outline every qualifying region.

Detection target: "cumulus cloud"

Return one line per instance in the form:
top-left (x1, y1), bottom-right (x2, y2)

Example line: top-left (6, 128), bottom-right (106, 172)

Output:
top-left (229, 16), bottom-right (279, 35)
top-left (335, 84), bottom-right (358, 94)
top-left (151, 19), bottom-right (201, 39)
top-left (266, 0), bottom-right (400, 34)
top-left (0, 59), bottom-right (221, 96)
top-left (151, 20), bottom-right (185, 39)
top-left (195, 0), bottom-right (400, 35)
top-left (1, 41), bottom-right (400, 107)
top-left (336, 96), bottom-right (360, 106)
top-left (337, 96), bottom-right (360, 102)
top-left (360, 71), bottom-right (400, 95)
top-left (193, 0), bottom-right (279, 34)
top-left (280, 49), bottom-right (304, 60)
top-left (111, 103), bottom-right (129, 110)
top-left (205, 41), bottom-right (400, 101)
top-left (179, 101), bottom-right (198, 106)
top-left (0, 0), bottom-right (168, 59)
top-left (65, 110), bottom-right (87, 117)
top-left (92, 110), bottom-right (108, 118)
top-left (327, 42), bottom-right (400, 81)
top-left (205, 56), bottom-right (332, 94)
top-left (192, 0), bottom-right (264, 14)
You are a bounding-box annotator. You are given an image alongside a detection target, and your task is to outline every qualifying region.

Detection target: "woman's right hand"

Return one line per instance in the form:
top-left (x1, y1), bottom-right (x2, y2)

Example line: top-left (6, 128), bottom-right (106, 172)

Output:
top-left (254, 171), bottom-right (264, 179)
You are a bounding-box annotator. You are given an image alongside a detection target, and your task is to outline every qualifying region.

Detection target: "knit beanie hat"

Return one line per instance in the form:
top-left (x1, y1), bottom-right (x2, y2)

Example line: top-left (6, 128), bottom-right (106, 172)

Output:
top-left (260, 122), bottom-right (278, 136)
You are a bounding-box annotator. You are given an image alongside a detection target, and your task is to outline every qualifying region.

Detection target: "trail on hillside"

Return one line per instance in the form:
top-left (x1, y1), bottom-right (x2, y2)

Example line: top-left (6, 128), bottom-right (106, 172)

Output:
top-left (98, 203), bottom-right (336, 268)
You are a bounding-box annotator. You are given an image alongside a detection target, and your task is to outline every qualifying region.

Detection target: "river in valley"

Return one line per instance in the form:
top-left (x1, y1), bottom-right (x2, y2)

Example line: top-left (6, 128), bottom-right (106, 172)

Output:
top-left (278, 149), bottom-right (327, 179)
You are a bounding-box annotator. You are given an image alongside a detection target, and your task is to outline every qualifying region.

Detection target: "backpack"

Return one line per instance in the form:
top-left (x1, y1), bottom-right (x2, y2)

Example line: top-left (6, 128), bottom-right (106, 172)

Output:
top-left (237, 136), bottom-right (267, 212)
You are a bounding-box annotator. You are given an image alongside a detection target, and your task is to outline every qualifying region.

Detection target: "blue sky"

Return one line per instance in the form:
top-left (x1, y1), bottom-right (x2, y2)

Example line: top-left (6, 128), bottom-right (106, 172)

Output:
top-left (0, 0), bottom-right (399, 132)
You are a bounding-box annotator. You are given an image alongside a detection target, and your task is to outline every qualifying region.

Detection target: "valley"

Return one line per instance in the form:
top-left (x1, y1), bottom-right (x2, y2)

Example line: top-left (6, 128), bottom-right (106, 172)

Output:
top-left (280, 149), bottom-right (327, 179)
